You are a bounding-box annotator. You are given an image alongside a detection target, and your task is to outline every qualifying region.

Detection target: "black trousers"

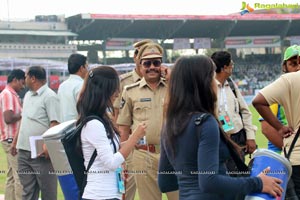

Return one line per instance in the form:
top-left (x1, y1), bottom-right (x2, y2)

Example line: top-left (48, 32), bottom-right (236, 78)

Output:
top-left (285, 165), bottom-right (300, 200)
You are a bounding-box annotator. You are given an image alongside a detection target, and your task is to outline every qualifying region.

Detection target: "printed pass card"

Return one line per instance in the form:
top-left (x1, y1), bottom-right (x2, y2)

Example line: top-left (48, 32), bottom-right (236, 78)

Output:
top-left (219, 115), bottom-right (234, 132)
top-left (116, 167), bottom-right (125, 194)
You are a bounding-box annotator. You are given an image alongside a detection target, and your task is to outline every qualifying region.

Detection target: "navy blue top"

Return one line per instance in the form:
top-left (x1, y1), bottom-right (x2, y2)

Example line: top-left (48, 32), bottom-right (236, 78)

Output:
top-left (158, 114), bottom-right (262, 200)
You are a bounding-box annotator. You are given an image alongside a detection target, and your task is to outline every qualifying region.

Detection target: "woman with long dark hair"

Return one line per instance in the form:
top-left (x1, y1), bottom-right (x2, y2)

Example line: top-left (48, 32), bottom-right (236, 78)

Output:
top-left (77, 66), bottom-right (146, 200)
top-left (158, 55), bottom-right (283, 199)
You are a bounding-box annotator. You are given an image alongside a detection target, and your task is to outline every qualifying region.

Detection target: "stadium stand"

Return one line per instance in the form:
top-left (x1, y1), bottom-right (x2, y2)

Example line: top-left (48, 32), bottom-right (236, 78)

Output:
top-left (0, 16), bottom-right (77, 60)
top-left (1, 13), bottom-right (300, 94)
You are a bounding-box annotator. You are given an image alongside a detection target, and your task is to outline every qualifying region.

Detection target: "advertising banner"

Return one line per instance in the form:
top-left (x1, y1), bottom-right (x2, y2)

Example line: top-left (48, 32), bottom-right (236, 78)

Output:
top-left (173, 38), bottom-right (190, 50)
top-left (289, 36), bottom-right (300, 45)
top-left (0, 76), bottom-right (7, 91)
top-left (49, 75), bottom-right (60, 90)
top-left (225, 36), bottom-right (281, 48)
top-left (106, 39), bottom-right (135, 50)
top-left (194, 38), bottom-right (211, 49)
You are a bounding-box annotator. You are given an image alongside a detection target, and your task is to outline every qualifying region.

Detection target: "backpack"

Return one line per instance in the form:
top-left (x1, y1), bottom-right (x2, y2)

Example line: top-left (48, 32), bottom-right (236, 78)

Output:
top-left (61, 115), bottom-right (107, 200)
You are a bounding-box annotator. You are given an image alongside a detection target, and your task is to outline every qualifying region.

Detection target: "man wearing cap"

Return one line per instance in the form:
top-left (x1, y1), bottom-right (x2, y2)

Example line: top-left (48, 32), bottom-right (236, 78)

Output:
top-left (117, 42), bottom-right (178, 200)
top-left (113, 39), bottom-right (152, 200)
top-left (259, 45), bottom-right (300, 154)
top-left (253, 46), bottom-right (300, 199)
top-left (113, 39), bottom-right (152, 121)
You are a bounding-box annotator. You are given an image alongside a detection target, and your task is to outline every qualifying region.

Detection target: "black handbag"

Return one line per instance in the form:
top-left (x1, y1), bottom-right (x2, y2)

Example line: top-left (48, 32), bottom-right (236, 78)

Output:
top-left (230, 128), bottom-right (247, 147)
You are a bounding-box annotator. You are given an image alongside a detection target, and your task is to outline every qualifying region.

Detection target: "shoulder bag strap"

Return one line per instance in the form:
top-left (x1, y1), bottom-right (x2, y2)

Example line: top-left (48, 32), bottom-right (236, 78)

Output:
top-left (86, 150), bottom-right (97, 171)
top-left (80, 115), bottom-right (107, 171)
top-left (284, 128), bottom-right (300, 160)
top-left (219, 130), bottom-right (249, 172)
top-left (227, 77), bottom-right (237, 98)
top-left (227, 77), bottom-right (243, 121)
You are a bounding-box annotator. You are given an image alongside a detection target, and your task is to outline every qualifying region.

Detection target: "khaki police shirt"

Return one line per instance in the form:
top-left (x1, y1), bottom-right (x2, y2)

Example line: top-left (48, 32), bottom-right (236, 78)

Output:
top-left (259, 71), bottom-right (300, 165)
top-left (113, 69), bottom-right (141, 109)
top-left (117, 78), bottom-right (167, 145)
top-left (216, 79), bottom-right (256, 140)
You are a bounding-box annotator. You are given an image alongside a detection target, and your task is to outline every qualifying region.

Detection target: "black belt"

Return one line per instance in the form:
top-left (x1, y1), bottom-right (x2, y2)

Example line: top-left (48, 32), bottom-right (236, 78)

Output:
top-left (3, 138), bottom-right (13, 143)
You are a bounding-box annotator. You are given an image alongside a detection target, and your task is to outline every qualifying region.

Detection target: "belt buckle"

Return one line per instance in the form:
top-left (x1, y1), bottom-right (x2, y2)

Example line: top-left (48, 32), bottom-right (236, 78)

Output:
top-left (7, 138), bottom-right (13, 144)
top-left (149, 144), bottom-right (155, 153)
top-left (136, 145), bottom-right (147, 151)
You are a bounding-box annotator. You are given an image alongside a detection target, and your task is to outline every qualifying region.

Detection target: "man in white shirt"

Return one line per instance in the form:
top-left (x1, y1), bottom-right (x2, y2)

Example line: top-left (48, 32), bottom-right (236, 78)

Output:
top-left (17, 66), bottom-right (60, 200)
top-left (211, 51), bottom-right (257, 154)
top-left (58, 53), bottom-right (88, 122)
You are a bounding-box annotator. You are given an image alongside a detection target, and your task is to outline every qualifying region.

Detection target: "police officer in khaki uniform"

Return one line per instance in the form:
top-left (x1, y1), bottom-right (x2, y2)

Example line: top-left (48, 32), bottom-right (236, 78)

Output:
top-left (117, 42), bottom-right (178, 200)
top-left (113, 39), bottom-right (153, 120)
top-left (113, 39), bottom-right (152, 200)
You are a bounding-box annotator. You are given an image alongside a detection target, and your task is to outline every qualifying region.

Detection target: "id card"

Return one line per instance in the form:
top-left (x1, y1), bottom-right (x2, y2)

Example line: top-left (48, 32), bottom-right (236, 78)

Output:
top-left (116, 167), bottom-right (125, 194)
top-left (219, 115), bottom-right (234, 132)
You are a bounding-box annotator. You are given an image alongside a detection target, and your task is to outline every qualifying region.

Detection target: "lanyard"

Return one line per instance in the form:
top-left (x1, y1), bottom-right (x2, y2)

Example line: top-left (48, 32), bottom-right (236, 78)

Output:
top-left (219, 87), bottom-right (228, 113)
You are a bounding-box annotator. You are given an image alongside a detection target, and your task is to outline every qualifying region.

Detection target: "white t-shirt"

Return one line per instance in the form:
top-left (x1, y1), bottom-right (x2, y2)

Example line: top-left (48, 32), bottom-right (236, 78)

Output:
top-left (81, 119), bottom-right (125, 199)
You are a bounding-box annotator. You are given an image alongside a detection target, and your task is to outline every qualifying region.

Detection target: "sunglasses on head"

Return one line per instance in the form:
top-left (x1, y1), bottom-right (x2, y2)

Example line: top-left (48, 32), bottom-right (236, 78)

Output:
top-left (142, 60), bottom-right (162, 68)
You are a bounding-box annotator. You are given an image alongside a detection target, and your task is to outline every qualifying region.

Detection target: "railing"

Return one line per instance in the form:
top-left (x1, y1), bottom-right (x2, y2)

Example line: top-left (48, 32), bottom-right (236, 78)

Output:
top-left (0, 43), bottom-right (77, 50)
top-left (0, 44), bottom-right (77, 59)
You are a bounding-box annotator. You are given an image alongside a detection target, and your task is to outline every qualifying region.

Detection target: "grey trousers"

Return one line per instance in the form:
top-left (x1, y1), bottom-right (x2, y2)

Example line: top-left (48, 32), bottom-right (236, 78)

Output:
top-left (17, 149), bottom-right (57, 200)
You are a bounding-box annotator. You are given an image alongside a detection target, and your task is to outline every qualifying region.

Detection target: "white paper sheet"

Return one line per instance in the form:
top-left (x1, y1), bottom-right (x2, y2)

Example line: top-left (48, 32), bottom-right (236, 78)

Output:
top-left (29, 135), bottom-right (44, 159)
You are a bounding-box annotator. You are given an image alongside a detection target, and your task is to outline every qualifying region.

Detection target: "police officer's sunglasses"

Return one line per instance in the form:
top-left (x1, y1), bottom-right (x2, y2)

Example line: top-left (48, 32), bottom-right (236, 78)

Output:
top-left (142, 60), bottom-right (162, 68)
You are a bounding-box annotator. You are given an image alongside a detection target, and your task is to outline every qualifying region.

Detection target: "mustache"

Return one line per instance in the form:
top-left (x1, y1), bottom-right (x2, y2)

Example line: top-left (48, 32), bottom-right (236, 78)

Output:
top-left (146, 69), bottom-right (160, 73)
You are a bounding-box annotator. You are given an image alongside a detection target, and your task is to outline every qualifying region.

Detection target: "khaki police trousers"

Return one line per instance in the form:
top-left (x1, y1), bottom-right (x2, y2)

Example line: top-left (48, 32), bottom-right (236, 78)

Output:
top-left (132, 149), bottom-right (178, 200)
top-left (124, 151), bottom-right (136, 200)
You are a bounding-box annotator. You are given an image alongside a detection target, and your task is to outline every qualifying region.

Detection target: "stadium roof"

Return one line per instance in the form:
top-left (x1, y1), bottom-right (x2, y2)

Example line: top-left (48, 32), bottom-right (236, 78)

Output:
top-left (0, 30), bottom-right (77, 36)
top-left (67, 13), bottom-right (300, 41)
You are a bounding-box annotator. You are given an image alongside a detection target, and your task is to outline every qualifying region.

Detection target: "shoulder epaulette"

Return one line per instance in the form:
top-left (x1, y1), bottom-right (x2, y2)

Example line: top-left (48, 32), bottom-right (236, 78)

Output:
top-left (124, 82), bottom-right (139, 91)
top-left (120, 72), bottom-right (133, 81)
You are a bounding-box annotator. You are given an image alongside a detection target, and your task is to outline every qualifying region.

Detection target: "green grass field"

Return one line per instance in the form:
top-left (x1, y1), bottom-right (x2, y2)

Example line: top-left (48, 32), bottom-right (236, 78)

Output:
top-left (0, 106), bottom-right (267, 199)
